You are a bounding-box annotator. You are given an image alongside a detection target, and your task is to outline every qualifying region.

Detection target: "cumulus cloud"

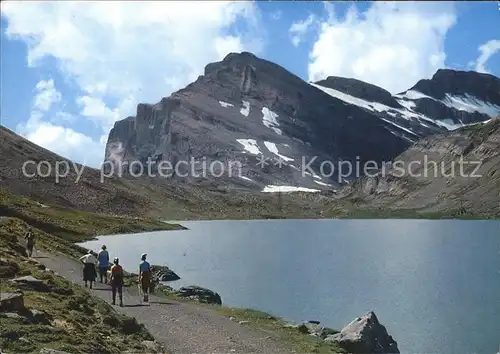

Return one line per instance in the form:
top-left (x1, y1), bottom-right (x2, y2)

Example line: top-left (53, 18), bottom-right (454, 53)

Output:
top-left (289, 14), bottom-right (316, 47)
top-left (33, 79), bottom-right (61, 111)
top-left (2, 2), bottom-right (262, 122)
top-left (3, 1), bottom-right (263, 165)
top-left (473, 39), bottom-right (500, 74)
top-left (307, 2), bottom-right (457, 93)
top-left (19, 117), bottom-right (106, 168)
top-left (17, 79), bottom-right (106, 167)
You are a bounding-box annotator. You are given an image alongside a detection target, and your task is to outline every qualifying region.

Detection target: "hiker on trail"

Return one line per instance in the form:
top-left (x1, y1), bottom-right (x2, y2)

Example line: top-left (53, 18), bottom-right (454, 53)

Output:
top-left (24, 228), bottom-right (35, 257)
top-left (138, 253), bottom-right (152, 302)
top-left (110, 257), bottom-right (124, 307)
top-left (79, 250), bottom-right (97, 289)
top-left (97, 245), bottom-right (110, 284)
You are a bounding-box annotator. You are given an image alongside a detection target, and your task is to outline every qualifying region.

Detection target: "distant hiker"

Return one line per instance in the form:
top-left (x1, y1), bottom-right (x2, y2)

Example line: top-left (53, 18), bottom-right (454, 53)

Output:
top-left (24, 228), bottom-right (35, 257)
top-left (97, 245), bottom-right (110, 284)
top-left (79, 250), bottom-right (97, 289)
top-left (138, 253), bottom-right (152, 302)
top-left (110, 257), bottom-right (124, 307)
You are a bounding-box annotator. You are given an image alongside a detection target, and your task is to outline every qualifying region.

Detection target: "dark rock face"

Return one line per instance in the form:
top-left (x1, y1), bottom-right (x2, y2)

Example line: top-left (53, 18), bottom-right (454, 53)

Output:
top-left (410, 69), bottom-right (500, 103)
top-left (104, 52), bottom-right (499, 190)
top-left (151, 265), bottom-right (180, 282)
top-left (0, 292), bottom-right (24, 312)
top-left (398, 69), bottom-right (500, 126)
top-left (177, 286), bottom-right (222, 305)
top-left (315, 76), bottom-right (401, 108)
top-left (326, 311), bottom-right (399, 353)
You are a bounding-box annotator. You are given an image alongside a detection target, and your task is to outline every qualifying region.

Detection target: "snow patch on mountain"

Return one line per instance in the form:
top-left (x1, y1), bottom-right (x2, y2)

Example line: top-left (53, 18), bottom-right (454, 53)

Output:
top-left (236, 139), bottom-right (261, 155)
top-left (397, 90), bottom-right (500, 118)
top-left (262, 107), bottom-right (282, 135)
top-left (240, 101), bottom-right (250, 117)
top-left (264, 142), bottom-right (294, 162)
top-left (379, 118), bottom-right (419, 140)
top-left (262, 185), bottom-right (320, 193)
top-left (442, 94), bottom-right (500, 117)
top-left (239, 175), bottom-right (255, 183)
top-left (311, 83), bottom-right (422, 122)
top-left (219, 101), bottom-right (234, 108)
top-left (314, 180), bottom-right (332, 187)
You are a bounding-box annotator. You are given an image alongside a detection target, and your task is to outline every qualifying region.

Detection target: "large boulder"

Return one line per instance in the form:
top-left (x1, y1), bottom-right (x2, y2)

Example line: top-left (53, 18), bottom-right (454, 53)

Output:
top-left (0, 292), bottom-right (24, 312)
top-left (177, 286), bottom-right (222, 305)
top-left (9, 276), bottom-right (51, 292)
top-left (325, 311), bottom-right (399, 353)
top-left (151, 265), bottom-right (180, 282)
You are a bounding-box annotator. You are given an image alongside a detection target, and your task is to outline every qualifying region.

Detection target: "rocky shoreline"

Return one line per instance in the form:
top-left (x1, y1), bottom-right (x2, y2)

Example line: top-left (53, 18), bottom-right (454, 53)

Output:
top-left (151, 265), bottom-right (400, 353)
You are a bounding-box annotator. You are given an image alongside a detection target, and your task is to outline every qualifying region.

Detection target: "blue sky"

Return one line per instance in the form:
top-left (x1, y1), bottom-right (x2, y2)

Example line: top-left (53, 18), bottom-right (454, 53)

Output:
top-left (1, 1), bottom-right (499, 167)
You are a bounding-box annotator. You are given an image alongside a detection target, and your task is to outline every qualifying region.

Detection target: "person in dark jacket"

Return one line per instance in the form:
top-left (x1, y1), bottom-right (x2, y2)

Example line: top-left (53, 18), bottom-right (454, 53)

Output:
top-left (110, 257), bottom-right (124, 307)
top-left (24, 228), bottom-right (35, 257)
top-left (79, 250), bottom-right (97, 289)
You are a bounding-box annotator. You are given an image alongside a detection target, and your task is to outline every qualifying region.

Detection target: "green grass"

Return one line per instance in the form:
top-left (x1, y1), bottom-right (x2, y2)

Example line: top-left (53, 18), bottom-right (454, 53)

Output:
top-left (0, 188), bottom-right (184, 259)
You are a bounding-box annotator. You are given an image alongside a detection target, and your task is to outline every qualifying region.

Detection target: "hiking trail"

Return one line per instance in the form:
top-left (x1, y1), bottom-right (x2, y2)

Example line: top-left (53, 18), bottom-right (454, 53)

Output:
top-left (36, 250), bottom-right (291, 354)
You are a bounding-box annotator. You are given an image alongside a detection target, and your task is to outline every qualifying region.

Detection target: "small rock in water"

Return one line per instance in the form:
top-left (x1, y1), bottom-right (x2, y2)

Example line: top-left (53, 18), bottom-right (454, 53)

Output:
top-left (238, 320), bottom-right (249, 325)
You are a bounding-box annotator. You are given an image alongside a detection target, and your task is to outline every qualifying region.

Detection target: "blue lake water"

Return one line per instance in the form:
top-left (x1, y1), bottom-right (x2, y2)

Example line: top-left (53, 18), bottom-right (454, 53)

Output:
top-left (78, 219), bottom-right (500, 353)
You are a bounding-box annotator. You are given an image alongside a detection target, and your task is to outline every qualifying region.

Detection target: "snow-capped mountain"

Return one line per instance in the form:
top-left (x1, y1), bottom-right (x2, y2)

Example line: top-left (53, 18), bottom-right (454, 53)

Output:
top-left (104, 52), bottom-right (500, 192)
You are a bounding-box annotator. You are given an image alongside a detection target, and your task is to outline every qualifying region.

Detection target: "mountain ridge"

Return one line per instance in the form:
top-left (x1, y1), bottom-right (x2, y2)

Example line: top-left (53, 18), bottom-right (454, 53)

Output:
top-left (104, 51), bottom-right (500, 191)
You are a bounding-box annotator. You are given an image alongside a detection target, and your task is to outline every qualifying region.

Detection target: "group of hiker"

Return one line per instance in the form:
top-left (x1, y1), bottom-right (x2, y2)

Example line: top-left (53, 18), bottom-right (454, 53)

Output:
top-left (22, 229), bottom-right (153, 307)
top-left (79, 245), bottom-right (152, 307)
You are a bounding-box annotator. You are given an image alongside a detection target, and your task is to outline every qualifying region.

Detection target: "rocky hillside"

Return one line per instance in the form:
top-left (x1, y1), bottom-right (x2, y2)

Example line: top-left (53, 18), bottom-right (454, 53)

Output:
top-left (0, 125), bottom-right (337, 220)
top-left (105, 52), bottom-right (500, 191)
top-left (342, 118), bottom-right (500, 216)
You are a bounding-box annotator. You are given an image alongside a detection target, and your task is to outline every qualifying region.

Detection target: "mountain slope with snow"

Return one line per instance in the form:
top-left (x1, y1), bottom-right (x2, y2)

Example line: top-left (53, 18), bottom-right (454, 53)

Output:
top-left (104, 52), bottom-right (500, 192)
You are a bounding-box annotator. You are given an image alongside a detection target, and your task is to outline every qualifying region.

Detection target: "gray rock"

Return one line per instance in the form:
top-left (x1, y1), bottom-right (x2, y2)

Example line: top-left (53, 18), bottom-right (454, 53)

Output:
top-left (39, 349), bottom-right (71, 354)
top-left (0, 292), bottom-right (24, 311)
top-left (177, 285), bottom-right (222, 305)
top-left (29, 309), bottom-right (51, 325)
top-left (141, 340), bottom-right (162, 352)
top-left (296, 321), bottom-right (336, 339)
top-left (325, 311), bottom-right (399, 353)
top-left (9, 276), bottom-right (51, 292)
top-left (283, 322), bottom-right (299, 329)
top-left (151, 265), bottom-right (180, 282)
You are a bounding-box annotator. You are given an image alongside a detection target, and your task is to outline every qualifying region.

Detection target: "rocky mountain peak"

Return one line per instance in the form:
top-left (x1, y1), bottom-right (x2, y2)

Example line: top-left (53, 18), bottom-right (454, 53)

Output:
top-left (409, 69), bottom-right (500, 104)
top-left (314, 76), bottom-right (401, 108)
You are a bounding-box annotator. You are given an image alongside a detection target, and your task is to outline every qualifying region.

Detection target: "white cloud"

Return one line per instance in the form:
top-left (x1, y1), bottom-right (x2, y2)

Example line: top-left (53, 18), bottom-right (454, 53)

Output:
top-left (17, 114), bottom-right (105, 168)
top-left (76, 96), bottom-right (120, 128)
top-left (3, 1), bottom-right (263, 166)
top-left (289, 14), bottom-right (316, 47)
top-left (307, 2), bottom-right (457, 93)
top-left (15, 79), bottom-right (105, 168)
top-left (473, 39), bottom-right (500, 74)
top-left (33, 79), bottom-right (61, 111)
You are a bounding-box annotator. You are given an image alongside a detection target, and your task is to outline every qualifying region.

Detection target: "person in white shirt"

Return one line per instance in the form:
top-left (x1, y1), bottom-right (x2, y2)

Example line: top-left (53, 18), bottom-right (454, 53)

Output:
top-left (79, 250), bottom-right (97, 289)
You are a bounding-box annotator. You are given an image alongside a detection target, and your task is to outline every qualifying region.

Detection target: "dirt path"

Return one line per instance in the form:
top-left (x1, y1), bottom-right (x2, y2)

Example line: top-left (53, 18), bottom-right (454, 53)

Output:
top-left (35, 250), bottom-right (291, 354)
